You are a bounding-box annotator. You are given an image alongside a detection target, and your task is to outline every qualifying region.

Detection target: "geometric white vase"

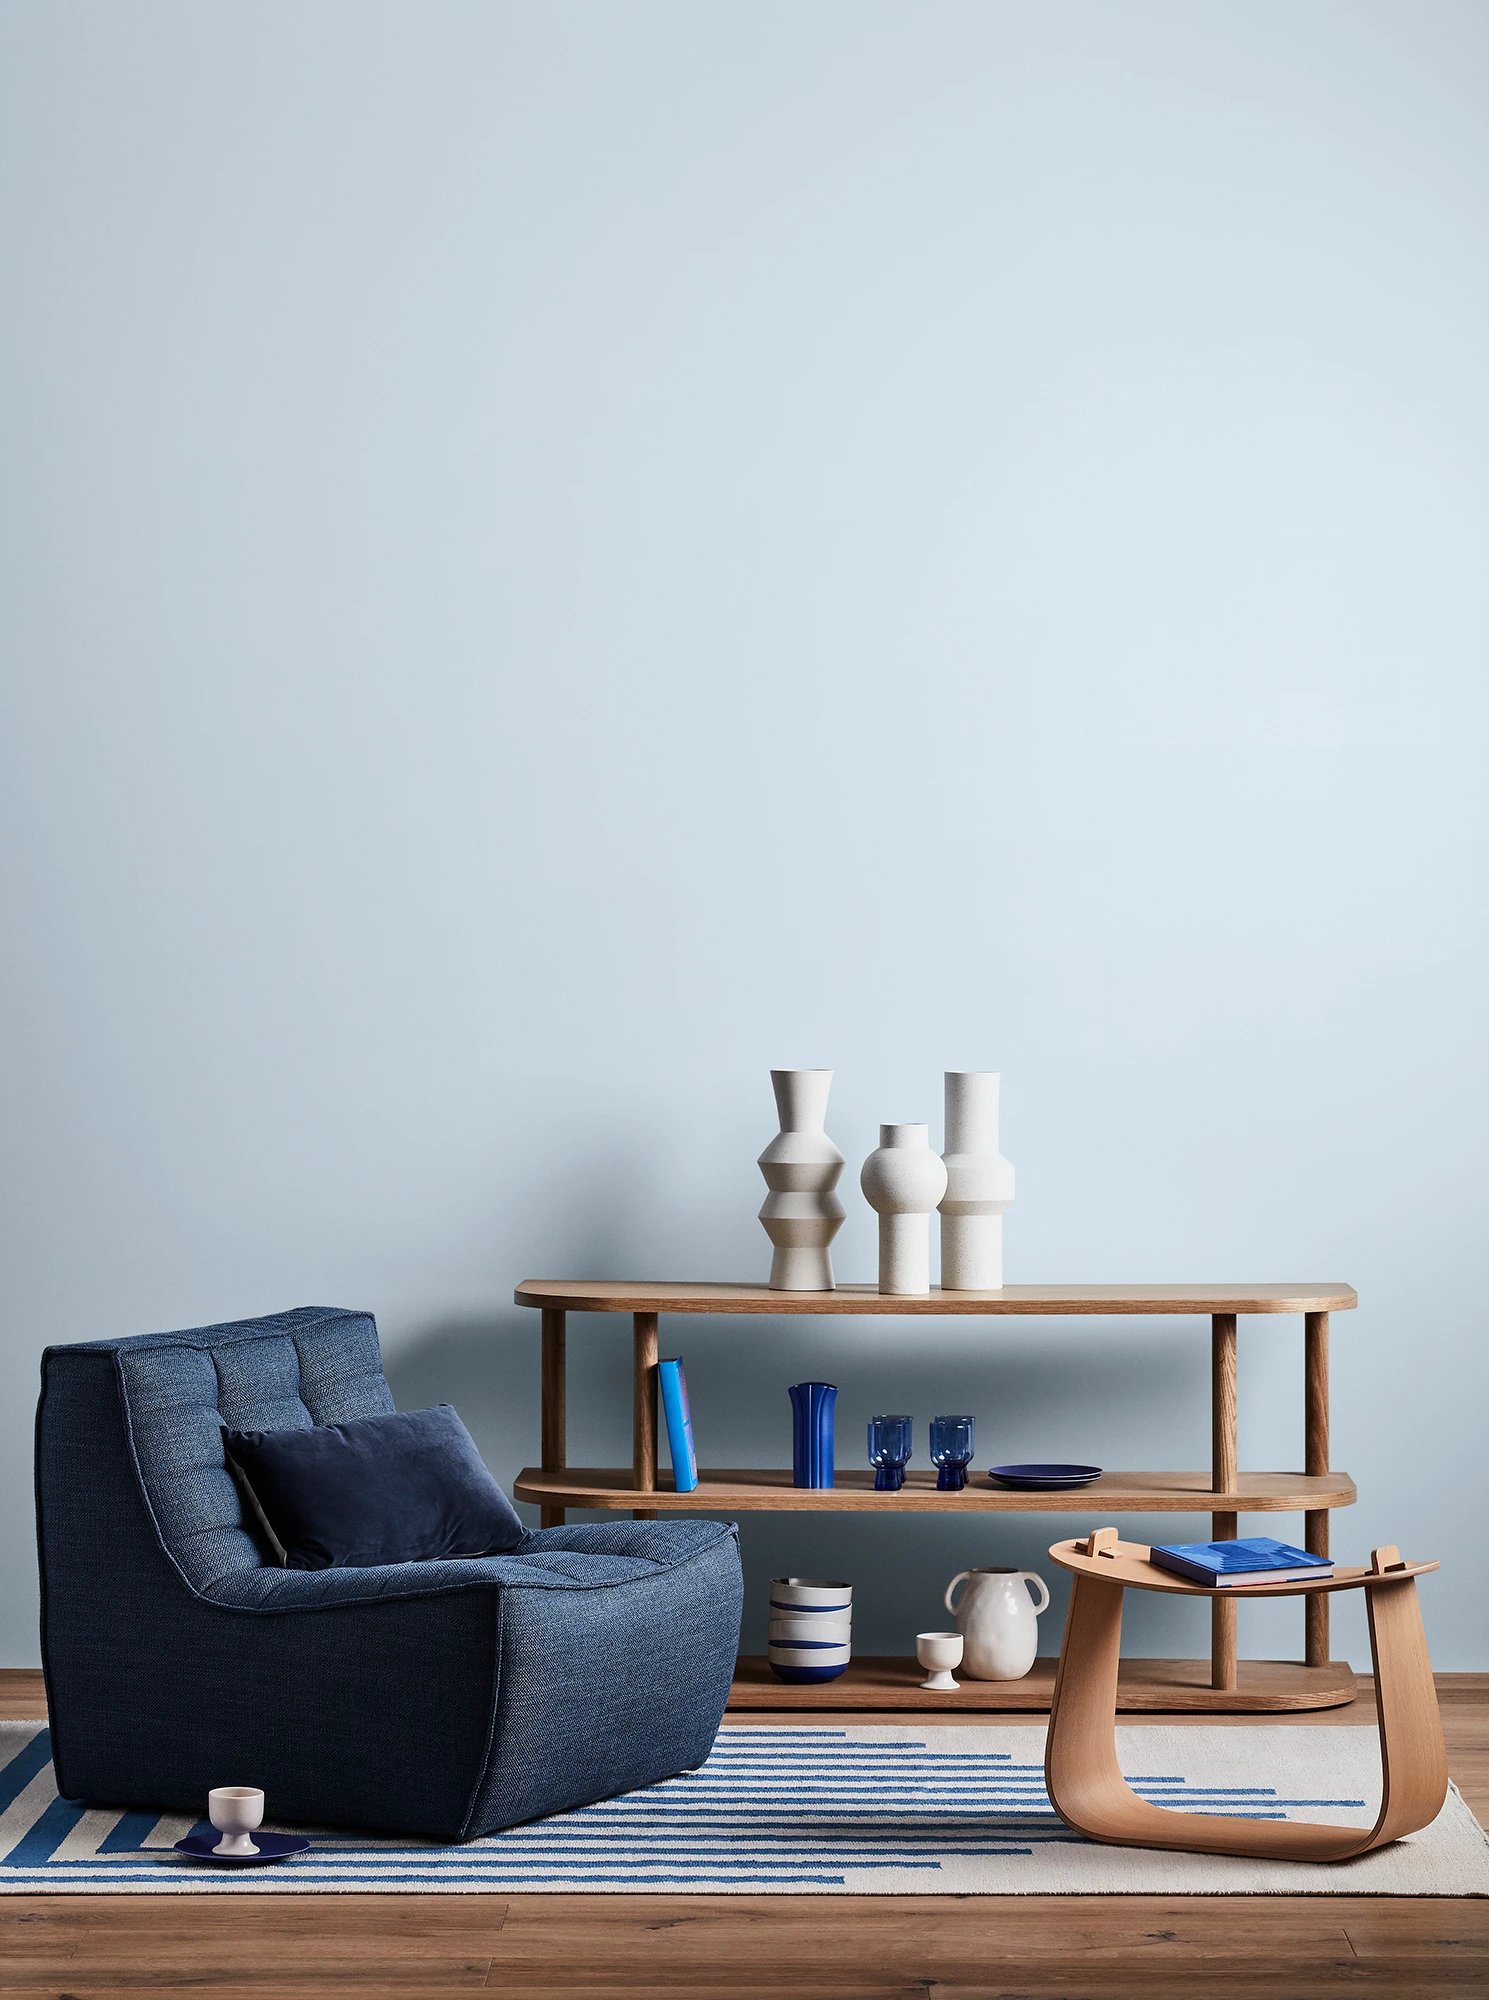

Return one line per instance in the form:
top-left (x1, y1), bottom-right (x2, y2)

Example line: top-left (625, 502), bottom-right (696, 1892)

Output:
top-left (757, 1069), bottom-right (846, 1291)
top-left (939, 1071), bottom-right (1015, 1290)
top-left (859, 1122), bottom-right (949, 1296)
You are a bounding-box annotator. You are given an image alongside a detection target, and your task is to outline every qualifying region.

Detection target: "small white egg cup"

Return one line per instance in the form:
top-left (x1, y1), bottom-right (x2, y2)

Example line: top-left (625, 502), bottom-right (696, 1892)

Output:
top-left (916, 1630), bottom-right (964, 1690)
top-left (209, 1786), bottom-right (265, 1857)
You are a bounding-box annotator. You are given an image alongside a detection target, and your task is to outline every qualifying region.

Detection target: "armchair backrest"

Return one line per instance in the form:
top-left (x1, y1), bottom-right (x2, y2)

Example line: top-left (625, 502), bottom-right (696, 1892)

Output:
top-left (38, 1307), bottom-right (394, 1594)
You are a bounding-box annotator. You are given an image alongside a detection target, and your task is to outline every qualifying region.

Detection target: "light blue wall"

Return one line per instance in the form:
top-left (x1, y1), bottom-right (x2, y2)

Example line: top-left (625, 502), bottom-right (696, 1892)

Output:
top-left (2, 1), bottom-right (1486, 1671)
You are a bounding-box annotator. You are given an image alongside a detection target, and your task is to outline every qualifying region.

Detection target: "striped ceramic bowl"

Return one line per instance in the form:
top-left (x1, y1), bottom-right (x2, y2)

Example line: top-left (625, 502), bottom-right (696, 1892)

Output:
top-left (768, 1614), bottom-right (852, 1645)
top-left (767, 1577), bottom-right (852, 1682)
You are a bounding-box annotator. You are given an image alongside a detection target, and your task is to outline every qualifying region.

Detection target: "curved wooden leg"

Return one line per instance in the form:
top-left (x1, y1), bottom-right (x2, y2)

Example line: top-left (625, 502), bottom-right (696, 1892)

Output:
top-left (1363, 1569), bottom-right (1448, 1849)
top-left (1045, 1573), bottom-right (1128, 1837)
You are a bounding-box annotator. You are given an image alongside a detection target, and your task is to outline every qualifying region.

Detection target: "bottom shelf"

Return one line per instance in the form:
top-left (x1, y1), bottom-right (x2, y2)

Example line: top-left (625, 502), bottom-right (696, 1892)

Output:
top-left (728, 1655), bottom-right (1358, 1714)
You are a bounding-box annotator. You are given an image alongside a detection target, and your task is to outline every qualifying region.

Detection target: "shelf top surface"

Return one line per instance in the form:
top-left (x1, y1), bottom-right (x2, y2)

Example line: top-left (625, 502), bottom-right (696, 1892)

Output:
top-left (513, 1467), bottom-right (1358, 1513)
top-left (515, 1279), bottom-right (1357, 1316)
top-left (1048, 1536), bottom-right (1436, 1596)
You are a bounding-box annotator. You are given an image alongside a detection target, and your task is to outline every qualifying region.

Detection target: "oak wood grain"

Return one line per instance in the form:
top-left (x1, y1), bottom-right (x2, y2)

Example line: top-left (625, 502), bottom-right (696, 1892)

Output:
top-left (516, 1280), bottom-right (1358, 1315)
top-left (1306, 1309), bottom-right (1331, 1669)
top-left (1211, 1313), bottom-right (1239, 1691)
top-left (1044, 1555), bottom-right (1448, 1862)
top-left (512, 1465), bottom-right (1358, 1512)
top-left (540, 1307), bottom-right (566, 1530)
top-left (631, 1311), bottom-right (658, 1521)
top-left (727, 1653), bottom-right (1358, 1712)
top-left (1048, 1534), bottom-right (1439, 1598)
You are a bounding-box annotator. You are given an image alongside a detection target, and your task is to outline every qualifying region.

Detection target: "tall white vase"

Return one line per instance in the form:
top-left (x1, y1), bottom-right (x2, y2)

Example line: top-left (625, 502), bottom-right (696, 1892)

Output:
top-left (860, 1123), bottom-right (949, 1296)
top-left (758, 1070), bottom-right (845, 1291)
top-left (939, 1071), bottom-right (1015, 1290)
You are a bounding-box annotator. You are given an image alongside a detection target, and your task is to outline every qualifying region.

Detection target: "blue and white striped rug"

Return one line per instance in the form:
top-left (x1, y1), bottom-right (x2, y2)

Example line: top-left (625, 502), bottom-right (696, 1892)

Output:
top-left (3, 1722), bottom-right (1485, 1894)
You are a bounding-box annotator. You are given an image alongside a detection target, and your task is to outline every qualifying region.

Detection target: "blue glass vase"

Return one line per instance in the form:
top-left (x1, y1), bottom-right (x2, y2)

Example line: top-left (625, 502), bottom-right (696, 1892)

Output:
top-left (789, 1381), bottom-right (838, 1488)
top-left (868, 1413), bottom-right (913, 1491)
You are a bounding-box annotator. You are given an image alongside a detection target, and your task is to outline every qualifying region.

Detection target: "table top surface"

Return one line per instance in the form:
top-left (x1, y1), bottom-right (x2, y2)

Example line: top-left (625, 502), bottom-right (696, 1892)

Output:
top-left (1047, 1536), bottom-right (1437, 1597)
top-left (515, 1280), bottom-right (1357, 1316)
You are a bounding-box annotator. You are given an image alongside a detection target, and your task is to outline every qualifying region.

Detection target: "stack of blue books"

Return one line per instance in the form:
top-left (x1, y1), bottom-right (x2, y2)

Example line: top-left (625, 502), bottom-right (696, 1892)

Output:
top-left (1149, 1536), bottom-right (1333, 1587)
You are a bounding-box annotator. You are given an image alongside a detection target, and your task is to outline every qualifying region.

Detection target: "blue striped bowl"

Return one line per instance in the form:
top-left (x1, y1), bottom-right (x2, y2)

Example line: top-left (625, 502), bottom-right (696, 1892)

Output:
top-left (768, 1577), bottom-right (851, 1681)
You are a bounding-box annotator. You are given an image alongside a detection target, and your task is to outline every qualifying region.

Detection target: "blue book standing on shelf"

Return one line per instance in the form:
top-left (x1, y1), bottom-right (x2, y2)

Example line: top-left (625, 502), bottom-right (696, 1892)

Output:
top-left (658, 1357), bottom-right (699, 1493)
top-left (1149, 1536), bottom-right (1333, 1588)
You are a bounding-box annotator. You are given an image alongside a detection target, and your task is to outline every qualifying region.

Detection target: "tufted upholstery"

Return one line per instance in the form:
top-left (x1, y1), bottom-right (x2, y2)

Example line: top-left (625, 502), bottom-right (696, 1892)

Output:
top-left (94, 1309), bottom-right (396, 1591)
top-left (36, 1308), bottom-right (743, 1839)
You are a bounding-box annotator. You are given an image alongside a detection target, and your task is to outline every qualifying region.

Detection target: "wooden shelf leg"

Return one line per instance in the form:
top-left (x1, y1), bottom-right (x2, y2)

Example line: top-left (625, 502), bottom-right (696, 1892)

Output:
top-left (1305, 1310), bottom-right (1329, 1668)
top-left (539, 1308), bottom-right (566, 1530)
top-left (1211, 1312), bottom-right (1238, 1692)
top-left (633, 1311), bottom-right (659, 1521)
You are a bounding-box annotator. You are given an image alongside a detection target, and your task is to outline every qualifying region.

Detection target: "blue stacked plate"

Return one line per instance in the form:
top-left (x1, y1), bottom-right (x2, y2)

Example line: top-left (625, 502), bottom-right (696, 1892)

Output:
top-left (986, 1463), bottom-right (1103, 1490)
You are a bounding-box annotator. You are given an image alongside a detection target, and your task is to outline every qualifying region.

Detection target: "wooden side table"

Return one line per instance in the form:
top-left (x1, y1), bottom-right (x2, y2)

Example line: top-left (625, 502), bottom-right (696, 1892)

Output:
top-left (1045, 1530), bottom-right (1447, 1860)
top-left (513, 1279), bottom-right (1360, 1713)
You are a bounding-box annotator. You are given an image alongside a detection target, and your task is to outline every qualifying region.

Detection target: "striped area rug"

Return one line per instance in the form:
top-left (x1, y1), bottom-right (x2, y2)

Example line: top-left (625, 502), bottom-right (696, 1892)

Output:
top-left (3, 1722), bottom-right (1486, 1894)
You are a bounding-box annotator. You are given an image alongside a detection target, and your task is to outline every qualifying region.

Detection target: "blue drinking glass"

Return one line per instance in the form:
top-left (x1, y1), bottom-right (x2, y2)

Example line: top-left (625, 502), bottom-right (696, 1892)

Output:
top-left (868, 1414), bottom-right (913, 1491)
top-left (930, 1414), bottom-right (975, 1491)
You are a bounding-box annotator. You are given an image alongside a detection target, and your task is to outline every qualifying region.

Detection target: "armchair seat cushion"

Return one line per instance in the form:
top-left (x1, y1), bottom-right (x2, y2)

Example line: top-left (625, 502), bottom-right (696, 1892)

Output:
top-left (203, 1517), bottom-right (733, 1612)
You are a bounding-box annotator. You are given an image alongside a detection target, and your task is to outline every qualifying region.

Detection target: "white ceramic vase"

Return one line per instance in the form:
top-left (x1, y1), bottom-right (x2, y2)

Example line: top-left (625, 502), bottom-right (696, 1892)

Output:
top-left (758, 1070), bottom-right (845, 1291)
top-left (943, 1567), bottom-right (1051, 1680)
top-left (939, 1071), bottom-right (1015, 1290)
top-left (859, 1123), bottom-right (949, 1295)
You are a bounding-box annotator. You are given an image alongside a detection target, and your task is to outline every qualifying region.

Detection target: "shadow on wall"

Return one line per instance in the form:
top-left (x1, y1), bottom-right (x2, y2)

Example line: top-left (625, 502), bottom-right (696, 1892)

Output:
top-left (383, 1311), bottom-right (538, 1519)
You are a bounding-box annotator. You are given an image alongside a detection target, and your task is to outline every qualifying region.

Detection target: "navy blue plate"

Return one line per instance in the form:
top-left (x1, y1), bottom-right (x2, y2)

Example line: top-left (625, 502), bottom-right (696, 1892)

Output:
top-left (986, 1463), bottom-right (1103, 1490)
top-left (174, 1831), bottom-right (311, 1865)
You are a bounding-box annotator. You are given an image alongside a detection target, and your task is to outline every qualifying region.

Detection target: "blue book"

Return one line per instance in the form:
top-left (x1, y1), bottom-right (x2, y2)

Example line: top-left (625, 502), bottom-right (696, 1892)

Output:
top-left (658, 1358), bottom-right (699, 1493)
top-left (1149, 1537), bottom-right (1333, 1588)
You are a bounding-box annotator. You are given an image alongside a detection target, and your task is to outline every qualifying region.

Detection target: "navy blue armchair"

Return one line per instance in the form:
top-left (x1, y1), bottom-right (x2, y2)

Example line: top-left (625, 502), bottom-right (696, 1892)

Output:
top-left (35, 1307), bottom-right (742, 1840)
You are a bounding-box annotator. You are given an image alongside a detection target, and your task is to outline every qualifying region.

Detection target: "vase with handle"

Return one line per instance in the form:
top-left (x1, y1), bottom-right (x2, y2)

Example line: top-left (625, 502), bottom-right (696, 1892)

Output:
top-left (939, 1072), bottom-right (1015, 1290)
top-left (859, 1123), bottom-right (948, 1295)
top-left (943, 1566), bottom-right (1051, 1680)
top-left (758, 1070), bottom-right (846, 1291)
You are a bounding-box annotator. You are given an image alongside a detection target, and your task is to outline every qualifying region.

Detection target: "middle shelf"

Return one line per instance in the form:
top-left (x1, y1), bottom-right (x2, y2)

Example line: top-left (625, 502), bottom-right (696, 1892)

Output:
top-left (513, 1466), bottom-right (1358, 1514)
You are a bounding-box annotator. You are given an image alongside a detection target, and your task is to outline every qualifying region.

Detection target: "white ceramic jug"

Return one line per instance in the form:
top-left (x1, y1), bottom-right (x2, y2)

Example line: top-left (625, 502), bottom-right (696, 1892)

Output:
top-left (944, 1566), bottom-right (1051, 1680)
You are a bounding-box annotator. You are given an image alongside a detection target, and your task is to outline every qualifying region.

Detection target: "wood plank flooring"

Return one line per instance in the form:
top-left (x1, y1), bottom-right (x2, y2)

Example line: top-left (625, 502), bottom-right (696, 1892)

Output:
top-left (3, 1669), bottom-right (1486, 1998)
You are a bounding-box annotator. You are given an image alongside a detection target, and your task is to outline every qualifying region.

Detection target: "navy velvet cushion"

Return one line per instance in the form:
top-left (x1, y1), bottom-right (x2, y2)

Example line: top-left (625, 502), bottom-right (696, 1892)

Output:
top-left (221, 1405), bottom-right (526, 1570)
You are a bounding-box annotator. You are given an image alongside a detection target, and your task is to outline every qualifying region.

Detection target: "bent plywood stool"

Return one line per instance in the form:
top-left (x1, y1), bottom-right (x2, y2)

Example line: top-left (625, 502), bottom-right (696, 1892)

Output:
top-left (1045, 1530), bottom-right (1446, 1861)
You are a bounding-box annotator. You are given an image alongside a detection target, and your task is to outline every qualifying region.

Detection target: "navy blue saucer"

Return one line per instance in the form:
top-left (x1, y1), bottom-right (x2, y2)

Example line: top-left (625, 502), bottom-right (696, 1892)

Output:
top-left (174, 1831), bottom-right (310, 1865)
top-left (986, 1463), bottom-right (1103, 1490)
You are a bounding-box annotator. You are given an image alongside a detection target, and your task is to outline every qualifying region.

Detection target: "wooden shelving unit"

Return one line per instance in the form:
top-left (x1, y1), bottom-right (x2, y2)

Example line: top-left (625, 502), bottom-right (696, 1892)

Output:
top-left (513, 1279), bottom-right (1358, 1714)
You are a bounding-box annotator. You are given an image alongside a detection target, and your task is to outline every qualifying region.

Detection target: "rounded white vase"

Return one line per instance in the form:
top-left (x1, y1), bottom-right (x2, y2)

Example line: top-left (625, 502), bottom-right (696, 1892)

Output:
top-left (757, 1069), bottom-right (846, 1291)
top-left (939, 1071), bottom-right (1015, 1290)
top-left (859, 1123), bottom-right (948, 1295)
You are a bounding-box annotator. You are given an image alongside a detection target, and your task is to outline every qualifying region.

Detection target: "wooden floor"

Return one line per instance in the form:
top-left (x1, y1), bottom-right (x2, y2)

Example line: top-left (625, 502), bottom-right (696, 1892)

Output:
top-left (3, 1668), bottom-right (1487, 1998)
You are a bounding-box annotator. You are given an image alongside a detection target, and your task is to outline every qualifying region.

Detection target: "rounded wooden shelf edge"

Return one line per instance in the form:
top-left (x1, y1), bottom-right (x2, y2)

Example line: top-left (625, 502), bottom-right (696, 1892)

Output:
top-left (514, 1280), bottom-right (1357, 1315)
top-left (514, 1467), bottom-right (1359, 1513)
top-left (727, 1654), bottom-right (1359, 1714)
top-left (1048, 1536), bottom-right (1436, 1597)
